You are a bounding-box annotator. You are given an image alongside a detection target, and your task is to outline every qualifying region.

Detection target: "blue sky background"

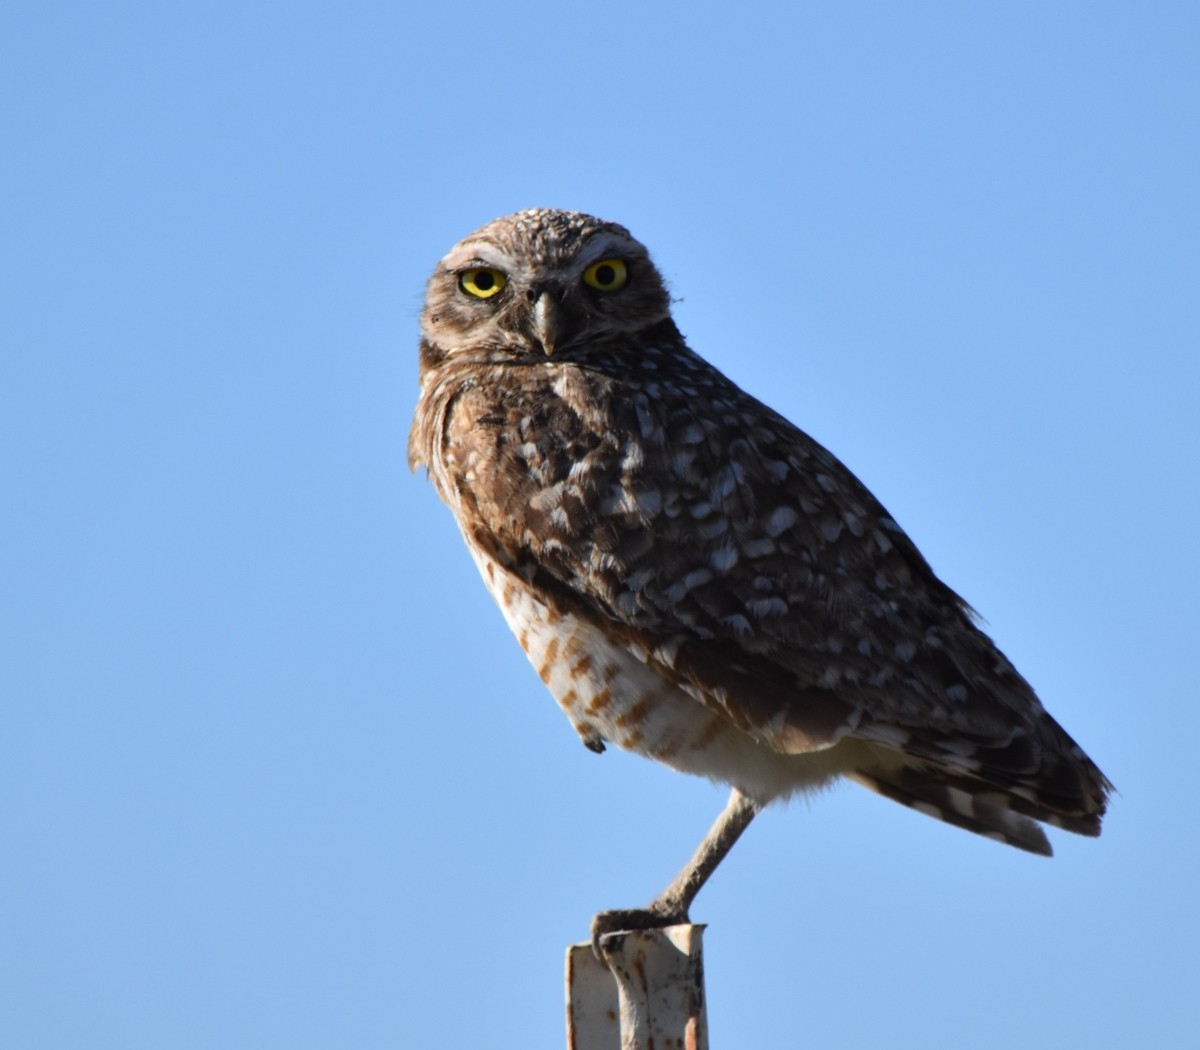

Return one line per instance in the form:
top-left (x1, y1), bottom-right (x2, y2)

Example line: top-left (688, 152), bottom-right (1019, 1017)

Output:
top-left (3, 3), bottom-right (1197, 1047)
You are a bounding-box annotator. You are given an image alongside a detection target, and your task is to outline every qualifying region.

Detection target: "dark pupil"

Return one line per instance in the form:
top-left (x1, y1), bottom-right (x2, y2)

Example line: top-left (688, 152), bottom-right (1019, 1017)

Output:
top-left (595, 264), bottom-right (615, 286)
top-left (473, 270), bottom-right (495, 291)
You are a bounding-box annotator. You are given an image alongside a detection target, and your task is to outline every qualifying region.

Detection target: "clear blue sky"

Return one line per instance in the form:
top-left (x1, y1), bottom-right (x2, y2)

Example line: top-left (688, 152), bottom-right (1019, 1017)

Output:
top-left (3, 3), bottom-right (1197, 1047)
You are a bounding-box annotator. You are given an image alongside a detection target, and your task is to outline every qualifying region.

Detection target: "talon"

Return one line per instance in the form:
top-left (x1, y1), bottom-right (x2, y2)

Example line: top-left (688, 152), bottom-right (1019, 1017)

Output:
top-left (590, 904), bottom-right (690, 960)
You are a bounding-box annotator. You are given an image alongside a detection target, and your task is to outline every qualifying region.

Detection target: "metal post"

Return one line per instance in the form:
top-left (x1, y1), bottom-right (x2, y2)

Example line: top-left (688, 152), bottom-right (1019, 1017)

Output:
top-left (565, 925), bottom-right (708, 1050)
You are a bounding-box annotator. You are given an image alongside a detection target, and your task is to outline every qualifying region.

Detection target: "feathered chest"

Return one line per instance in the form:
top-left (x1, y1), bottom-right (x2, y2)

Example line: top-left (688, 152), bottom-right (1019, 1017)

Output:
top-left (420, 353), bottom-right (766, 623)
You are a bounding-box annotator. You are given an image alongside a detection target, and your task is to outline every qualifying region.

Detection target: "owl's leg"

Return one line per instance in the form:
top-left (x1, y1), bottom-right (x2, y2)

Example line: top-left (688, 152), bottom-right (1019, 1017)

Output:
top-left (590, 788), bottom-right (760, 957)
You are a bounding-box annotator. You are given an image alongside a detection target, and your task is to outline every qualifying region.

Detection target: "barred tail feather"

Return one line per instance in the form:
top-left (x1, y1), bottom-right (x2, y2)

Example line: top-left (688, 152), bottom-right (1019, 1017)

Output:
top-left (848, 766), bottom-right (1054, 856)
top-left (849, 709), bottom-right (1112, 854)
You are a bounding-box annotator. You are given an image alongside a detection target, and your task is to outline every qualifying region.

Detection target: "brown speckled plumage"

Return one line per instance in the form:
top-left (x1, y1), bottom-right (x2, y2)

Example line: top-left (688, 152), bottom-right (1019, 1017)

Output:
top-left (409, 209), bottom-right (1110, 939)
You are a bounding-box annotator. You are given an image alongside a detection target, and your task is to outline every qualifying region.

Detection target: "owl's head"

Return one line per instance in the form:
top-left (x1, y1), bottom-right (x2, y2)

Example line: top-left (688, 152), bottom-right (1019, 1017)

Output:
top-left (419, 209), bottom-right (672, 368)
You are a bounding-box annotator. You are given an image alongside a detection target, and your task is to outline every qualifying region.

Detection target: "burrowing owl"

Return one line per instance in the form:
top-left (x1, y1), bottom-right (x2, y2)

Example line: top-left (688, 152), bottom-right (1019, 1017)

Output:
top-left (409, 209), bottom-right (1111, 945)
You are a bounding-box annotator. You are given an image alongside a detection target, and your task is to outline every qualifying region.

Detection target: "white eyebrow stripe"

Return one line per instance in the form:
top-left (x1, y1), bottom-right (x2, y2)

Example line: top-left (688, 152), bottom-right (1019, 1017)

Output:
top-left (442, 243), bottom-right (515, 271)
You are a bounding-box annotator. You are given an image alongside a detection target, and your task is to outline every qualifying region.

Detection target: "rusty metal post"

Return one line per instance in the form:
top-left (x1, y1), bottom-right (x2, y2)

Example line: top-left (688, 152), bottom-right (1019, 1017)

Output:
top-left (565, 925), bottom-right (709, 1050)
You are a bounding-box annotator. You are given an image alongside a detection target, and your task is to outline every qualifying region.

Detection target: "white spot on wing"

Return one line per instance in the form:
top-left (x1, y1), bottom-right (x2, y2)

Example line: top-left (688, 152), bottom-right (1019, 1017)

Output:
top-left (944, 787), bottom-right (976, 817)
top-left (765, 506), bottom-right (798, 537)
top-left (742, 537), bottom-right (776, 558)
top-left (747, 596), bottom-right (788, 618)
top-left (720, 613), bottom-right (753, 636)
top-left (710, 546), bottom-right (739, 571)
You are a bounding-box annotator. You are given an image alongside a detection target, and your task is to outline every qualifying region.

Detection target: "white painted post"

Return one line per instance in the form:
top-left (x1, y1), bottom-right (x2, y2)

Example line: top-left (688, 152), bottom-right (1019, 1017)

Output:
top-left (565, 925), bottom-right (709, 1050)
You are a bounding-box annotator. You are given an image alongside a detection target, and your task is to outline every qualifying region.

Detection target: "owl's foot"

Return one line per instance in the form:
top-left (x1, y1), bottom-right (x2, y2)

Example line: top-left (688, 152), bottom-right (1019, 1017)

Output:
top-left (590, 903), bottom-right (688, 959)
top-left (588, 791), bottom-right (761, 960)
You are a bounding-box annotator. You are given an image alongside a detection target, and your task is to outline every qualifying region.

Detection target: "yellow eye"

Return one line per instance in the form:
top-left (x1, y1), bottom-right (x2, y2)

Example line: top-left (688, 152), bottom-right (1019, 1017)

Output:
top-left (459, 268), bottom-right (507, 299)
top-left (583, 258), bottom-right (628, 292)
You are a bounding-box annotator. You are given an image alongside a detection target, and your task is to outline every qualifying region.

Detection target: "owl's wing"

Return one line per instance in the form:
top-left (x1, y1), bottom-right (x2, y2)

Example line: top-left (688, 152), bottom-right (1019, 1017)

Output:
top-left (441, 355), bottom-right (1107, 830)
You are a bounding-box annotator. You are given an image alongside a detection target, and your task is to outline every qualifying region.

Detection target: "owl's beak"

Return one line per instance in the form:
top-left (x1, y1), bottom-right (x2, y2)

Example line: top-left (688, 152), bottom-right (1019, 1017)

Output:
top-left (533, 291), bottom-right (566, 355)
